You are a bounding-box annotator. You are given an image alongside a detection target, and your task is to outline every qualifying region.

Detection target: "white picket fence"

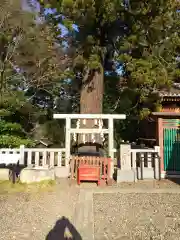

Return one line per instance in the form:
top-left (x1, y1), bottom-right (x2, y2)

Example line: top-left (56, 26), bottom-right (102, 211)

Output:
top-left (0, 145), bottom-right (66, 167)
top-left (0, 144), bottom-right (161, 171)
top-left (131, 146), bottom-right (160, 169)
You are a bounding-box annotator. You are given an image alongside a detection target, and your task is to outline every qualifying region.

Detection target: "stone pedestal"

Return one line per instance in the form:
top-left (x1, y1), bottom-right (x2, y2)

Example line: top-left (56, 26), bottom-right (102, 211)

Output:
top-left (120, 144), bottom-right (131, 170)
top-left (117, 168), bottom-right (137, 183)
top-left (20, 166), bottom-right (55, 183)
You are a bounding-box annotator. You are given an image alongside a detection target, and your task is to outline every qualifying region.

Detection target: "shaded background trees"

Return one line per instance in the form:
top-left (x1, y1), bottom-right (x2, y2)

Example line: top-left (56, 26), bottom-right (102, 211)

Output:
top-left (0, 0), bottom-right (179, 148)
top-left (0, 0), bottom-right (69, 147)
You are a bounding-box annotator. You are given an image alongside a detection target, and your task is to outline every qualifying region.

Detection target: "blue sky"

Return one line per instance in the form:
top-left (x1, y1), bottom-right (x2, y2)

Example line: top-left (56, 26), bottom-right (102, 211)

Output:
top-left (23, 0), bottom-right (78, 37)
top-left (22, 0), bottom-right (40, 12)
top-left (23, 0), bottom-right (122, 75)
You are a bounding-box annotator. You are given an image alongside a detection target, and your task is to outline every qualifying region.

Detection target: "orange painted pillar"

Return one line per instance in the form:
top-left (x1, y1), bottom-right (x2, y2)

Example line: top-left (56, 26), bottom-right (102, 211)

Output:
top-left (158, 118), bottom-right (164, 171)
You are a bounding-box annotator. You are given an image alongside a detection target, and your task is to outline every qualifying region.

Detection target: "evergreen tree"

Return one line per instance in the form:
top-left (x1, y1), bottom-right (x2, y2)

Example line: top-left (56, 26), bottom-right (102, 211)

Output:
top-left (117, 0), bottom-right (180, 118)
top-left (39, 0), bottom-right (180, 146)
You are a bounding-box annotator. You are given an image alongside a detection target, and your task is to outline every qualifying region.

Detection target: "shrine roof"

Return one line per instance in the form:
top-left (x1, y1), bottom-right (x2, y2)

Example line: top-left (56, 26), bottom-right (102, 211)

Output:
top-left (152, 112), bottom-right (180, 116)
top-left (158, 83), bottom-right (180, 98)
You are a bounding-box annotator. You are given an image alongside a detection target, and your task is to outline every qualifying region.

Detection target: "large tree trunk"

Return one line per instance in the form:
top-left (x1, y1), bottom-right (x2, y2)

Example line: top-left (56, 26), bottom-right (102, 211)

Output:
top-left (78, 69), bottom-right (104, 155)
top-left (80, 70), bottom-right (103, 114)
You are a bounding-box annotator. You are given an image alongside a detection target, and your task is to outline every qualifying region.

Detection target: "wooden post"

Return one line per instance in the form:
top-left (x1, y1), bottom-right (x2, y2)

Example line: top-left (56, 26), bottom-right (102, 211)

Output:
top-left (140, 153), bottom-right (144, 180)
top-left (65, 117), bottom-right (71, 166)
top-left (19, 145), bottom-right (25, 165)
top-left (108, 118), bottom-right (114, 179)
top-left (108, 118), bottom-right (114, 159)
top-left (154, 146), bottom-right (160, 179)
top-left (35, 151), bottom-right (39, 167)
top-left (158, 118), bottom-right (164, 171)
top-left (27, 150), bottom-right (32, 166)
top-left (57, 151), bottom-right (62, 167)
top-left (132, 151), bottom-right (136, 168)
top-left (50, 151), bottom-right (54, 167)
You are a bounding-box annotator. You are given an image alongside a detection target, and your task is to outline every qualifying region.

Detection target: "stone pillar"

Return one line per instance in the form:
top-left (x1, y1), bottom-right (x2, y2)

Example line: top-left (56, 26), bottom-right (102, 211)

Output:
top-left (120, 144), bottom-right (131, 170)
top-left (117, 144), bottom-right (136, 183)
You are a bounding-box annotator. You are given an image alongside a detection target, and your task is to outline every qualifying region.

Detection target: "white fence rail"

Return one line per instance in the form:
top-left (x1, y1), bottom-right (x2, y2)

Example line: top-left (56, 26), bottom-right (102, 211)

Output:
top-left (0, 144), bottom-right (160, 170)
top-left (131, 146), bottom-right (160, 169)
top-left (0, 145), bottom-right (66, 167)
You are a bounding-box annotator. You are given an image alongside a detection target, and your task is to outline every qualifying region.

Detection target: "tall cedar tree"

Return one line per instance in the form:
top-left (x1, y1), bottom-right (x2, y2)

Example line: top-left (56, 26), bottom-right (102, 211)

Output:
top-left (39, 0), bottom-right (180, 146)
top-left (39, 0), bottom-right (126, 149)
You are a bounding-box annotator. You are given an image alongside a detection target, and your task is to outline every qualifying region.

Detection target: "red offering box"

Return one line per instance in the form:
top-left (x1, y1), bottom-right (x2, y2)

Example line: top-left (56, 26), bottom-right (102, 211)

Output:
top-left (78, 164), bottom-right (100, 185)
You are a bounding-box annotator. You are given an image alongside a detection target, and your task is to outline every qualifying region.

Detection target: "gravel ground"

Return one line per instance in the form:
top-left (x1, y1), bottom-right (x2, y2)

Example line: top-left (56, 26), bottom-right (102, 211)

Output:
top-left (80, 179), bottom-right (180, 190)
top-left (94, 193), bottom-right (180, 240)
top-left (1, 178), bottom-right (180, 240)
top-left (0, 182), bottom-right (79, 240)
top-left (116, 179), bottom-right (180, 189)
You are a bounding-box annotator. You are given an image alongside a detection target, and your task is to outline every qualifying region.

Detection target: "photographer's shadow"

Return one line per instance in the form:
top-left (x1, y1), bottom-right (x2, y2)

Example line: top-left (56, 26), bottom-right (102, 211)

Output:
top-left (46, 217), bottom-right (82, 240)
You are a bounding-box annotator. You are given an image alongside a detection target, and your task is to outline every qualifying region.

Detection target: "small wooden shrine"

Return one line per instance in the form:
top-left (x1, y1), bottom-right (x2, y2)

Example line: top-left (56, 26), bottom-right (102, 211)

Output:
top-left (53, 113), bottom-right (126, 185)
top-left (152, 84), bottom-right (180, 175)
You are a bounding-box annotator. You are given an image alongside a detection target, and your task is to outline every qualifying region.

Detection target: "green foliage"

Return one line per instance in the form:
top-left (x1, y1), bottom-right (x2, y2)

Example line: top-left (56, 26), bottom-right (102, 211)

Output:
top-left (0, 135), bottom-right (34, 148)
top-left (0, 89), bottom-right (35, 147)
top-left (117, 0), bottom-right (179, 89)
top-left (0, 119), bottom-right (34, 148)
top-left (0, 0), bottom-right (68, 147)
top-left (0, 121), bottom-right (22, 133)
top-left (42, 120), bottom-right (65, 145)
top-left (39, 0), bottom-right (124, 75)
top-left (40, 0), bottom-right (179, 102)
top-left (25, 0), bottom-right (180, 144)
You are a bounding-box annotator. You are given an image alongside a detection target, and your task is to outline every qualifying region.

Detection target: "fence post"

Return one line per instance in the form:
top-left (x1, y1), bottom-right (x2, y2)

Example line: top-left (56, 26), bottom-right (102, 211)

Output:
top-left (132, 151), bottom-right (136, 168)
top-left (140, 153), bottom-right (144, 180)
top-left (65, 117), bottom-right (71, 166)
top-left (19, 145), bottom-right (25, 165)
top-left (154, 146), bottom-right (161, 179)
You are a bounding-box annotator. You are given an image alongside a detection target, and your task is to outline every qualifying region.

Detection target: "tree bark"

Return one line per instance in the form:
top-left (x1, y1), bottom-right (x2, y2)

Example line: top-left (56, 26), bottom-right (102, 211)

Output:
top-left (78, 69), bottom-right (104, 154)
top-left (80, 69), bottom-right (103, 114)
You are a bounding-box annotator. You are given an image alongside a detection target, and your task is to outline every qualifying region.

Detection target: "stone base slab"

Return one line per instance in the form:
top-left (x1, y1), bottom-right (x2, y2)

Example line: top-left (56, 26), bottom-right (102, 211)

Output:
top-left (20, 167), bottom-right (55, 183)
top-left (137, 167), bottom-right (154, 180)
top-left (0, 168), bottom-right (10, 181)
top-left (54, 166), bottom-right (70, 178)
top-left (117, 169), bottom-right (137, 183)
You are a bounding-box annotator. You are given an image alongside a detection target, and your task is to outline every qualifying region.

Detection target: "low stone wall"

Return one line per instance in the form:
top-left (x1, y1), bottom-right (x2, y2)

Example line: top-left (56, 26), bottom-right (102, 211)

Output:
top-left (19, 166), bottom-right (70, 183)
top-left (20, 166), bottom-right (55, 183)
